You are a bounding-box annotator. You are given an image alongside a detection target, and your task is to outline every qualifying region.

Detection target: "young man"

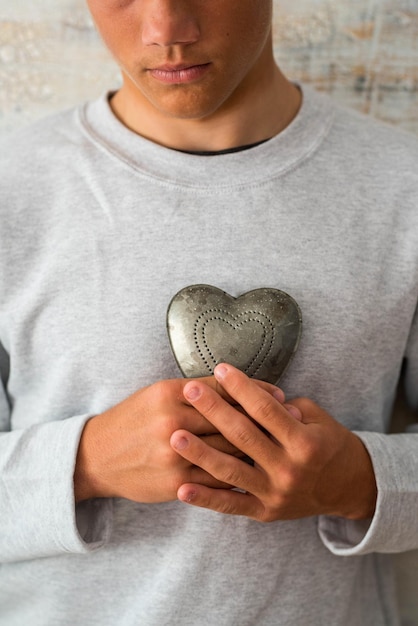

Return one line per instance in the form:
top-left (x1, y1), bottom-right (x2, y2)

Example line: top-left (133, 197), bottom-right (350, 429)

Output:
top-left (0, 1), bottom-right (417, 624)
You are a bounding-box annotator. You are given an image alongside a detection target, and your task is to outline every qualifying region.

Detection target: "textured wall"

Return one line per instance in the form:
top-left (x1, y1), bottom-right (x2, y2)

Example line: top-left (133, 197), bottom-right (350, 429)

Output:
top-left (0, 0), bottom-right (119, 134)
top-left (274, 0), bottom-right (418, 134)
top-left (1, 1), bottom-right (418, 623)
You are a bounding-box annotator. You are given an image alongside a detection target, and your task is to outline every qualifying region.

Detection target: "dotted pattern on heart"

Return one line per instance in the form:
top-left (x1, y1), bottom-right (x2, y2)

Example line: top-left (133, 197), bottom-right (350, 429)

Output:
top-left (193, 308), bottom-right (276, 377)
top-left (167, 284), bottom-right (302, 384)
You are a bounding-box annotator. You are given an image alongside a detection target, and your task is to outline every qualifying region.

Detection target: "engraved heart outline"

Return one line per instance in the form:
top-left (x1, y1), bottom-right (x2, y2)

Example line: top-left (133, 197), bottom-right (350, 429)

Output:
top-left (194, 309), bottom-right (276, 378)
top-left (167, 284), bottom-right (302, 384)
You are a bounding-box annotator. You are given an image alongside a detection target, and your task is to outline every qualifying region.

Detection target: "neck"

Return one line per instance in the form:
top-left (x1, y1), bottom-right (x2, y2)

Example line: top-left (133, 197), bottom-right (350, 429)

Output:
top-left (110, 44), bottom-right (301, 152)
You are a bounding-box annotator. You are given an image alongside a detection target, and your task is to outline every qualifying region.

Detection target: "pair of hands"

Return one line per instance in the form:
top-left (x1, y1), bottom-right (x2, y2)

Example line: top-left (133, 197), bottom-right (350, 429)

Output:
top-left (74, 364), bottom-right (377, 521)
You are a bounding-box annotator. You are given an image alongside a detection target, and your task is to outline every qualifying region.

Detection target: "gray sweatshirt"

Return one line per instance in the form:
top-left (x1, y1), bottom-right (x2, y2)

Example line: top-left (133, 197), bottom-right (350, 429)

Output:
top-left (0, 86), bottom-right (418, 625)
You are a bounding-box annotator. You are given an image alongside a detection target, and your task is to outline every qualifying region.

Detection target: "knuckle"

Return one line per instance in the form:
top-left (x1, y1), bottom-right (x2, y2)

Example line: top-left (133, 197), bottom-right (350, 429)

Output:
top-left (258, 499), bottom-right (284, 523)
top-left (222, 463), bottom-right (243, 487)
top-left (151, 380), bottom-right (172, 405)
top-left (217, 499), bottom-right (240, 516)
top-left (252, 396), bottom-right (277, 422)
top-left (161, 411), bottom-right (182, 436)
top-left (201, 394), bottom-right (220, 418)
top-left (299, 436), bottom-right (322, 464)
top-left (230, 425), bottom-right (256, 448)
top-left (307, 439), bottom-right (321, 460)
top-left (279, 467), bottom-right (300, 495)
top-left (193, 445), bottom-right (210, 468)
top-left (161, 444), bottom-right (184, 468)
top-left (259, 510), bottom-right (277, 523)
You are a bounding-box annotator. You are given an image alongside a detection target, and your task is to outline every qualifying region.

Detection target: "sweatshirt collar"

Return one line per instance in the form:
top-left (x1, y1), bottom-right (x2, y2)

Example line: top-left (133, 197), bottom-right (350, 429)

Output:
top-left (79, 85), bottom-right (334, 190)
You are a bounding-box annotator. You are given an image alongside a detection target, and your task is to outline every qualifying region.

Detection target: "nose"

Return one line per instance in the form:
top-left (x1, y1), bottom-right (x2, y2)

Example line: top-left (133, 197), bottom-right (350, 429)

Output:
top-left (141, 0), bottom-right (200, 47)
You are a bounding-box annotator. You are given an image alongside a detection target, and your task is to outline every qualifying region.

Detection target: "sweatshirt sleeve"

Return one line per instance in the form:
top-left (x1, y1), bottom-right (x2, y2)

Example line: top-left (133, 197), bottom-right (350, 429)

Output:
top-left (0, 346), bottom-right (113, 563)
top-left (318, 431), bottom-right (418, 555)
top-left (318, 306), bottom-right (418, 556)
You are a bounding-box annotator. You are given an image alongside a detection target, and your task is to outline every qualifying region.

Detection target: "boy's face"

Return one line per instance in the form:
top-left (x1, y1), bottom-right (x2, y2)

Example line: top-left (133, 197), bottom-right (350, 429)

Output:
top-left (86, 0), bottom-right (273, 121)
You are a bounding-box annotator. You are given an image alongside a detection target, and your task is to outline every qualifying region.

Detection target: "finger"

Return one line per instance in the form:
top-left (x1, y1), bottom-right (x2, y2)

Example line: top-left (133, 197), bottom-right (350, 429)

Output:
top-left (201, 434), bottom-right (248, 458)
top-left (177, 483), bottom-right (264, 520)
top-left (186, 376), bottom-right (236, 405)
top-left (250, 379), bottom-right (286, 403)
top-left (182, 382), bottom-right (280, 463)
top-left (179, 405), bottom-right (222, 435)
top-left (286, 397), bottom-right (326, 424)
top-left (185, 376), bottom-right (286, 405)
top-left (284, 404), bottom-right (303, 422)
top-left (171, 430), bottom-right (262, 493)
top-left (187, 467), bottom-right (237, 491)
top-left (213, 364), bottom-right (302, 444)
top-left (255, 381), bottom-right (285, 404)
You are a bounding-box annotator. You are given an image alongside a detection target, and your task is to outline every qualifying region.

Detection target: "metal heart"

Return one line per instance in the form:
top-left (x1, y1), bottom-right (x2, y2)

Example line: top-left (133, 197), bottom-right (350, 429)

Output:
top-left (167, 285), bottom-right (302, 384)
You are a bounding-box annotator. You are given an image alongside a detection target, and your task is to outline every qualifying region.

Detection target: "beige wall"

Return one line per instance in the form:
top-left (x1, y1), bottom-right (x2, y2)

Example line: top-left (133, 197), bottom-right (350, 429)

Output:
top-left (274, 0), bottom-right (418, 135)
top-left (1, 1), bottom-right (418, 623)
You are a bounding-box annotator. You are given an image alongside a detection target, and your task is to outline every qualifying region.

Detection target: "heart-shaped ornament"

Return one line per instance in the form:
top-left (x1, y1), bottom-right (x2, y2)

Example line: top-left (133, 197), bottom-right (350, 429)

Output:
top-left (167, 285), bottom-right (302, 384)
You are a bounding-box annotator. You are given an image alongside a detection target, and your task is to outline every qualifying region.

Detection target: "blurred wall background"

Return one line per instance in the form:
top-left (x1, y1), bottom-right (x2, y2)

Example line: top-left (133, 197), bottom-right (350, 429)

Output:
top-left (1, 1), bottom-right (417, 623)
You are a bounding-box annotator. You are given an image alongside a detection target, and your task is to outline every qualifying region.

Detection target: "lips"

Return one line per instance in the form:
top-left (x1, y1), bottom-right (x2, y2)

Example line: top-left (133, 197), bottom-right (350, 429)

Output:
top-left (149, 63), bottom-right (211, 84)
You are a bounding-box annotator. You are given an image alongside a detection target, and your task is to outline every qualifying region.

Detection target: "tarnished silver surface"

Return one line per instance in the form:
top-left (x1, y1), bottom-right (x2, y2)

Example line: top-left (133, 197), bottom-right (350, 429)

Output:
top-left (167, 285), bottom-right (302, 384)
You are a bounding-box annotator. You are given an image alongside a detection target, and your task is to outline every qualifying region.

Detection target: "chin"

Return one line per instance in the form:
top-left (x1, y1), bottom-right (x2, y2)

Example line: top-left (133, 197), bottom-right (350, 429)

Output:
top-left (124, 76), bottom-right (230, 122)
top-left (151, 91), bottom-right (229, 122)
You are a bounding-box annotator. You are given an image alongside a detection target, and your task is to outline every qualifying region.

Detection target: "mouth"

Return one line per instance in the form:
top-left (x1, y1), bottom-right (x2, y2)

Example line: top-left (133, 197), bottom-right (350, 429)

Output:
top-left (149, 63), bottom-right (211, 85)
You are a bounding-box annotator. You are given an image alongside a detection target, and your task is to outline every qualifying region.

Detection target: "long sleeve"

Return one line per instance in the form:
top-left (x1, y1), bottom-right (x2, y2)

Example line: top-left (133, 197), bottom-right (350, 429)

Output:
top-left (319, 430), bottom-right (418, 555)
top-left (319, 305), bottom-right (418, 556)
top-left (0, 343), bottom-right (113, 563)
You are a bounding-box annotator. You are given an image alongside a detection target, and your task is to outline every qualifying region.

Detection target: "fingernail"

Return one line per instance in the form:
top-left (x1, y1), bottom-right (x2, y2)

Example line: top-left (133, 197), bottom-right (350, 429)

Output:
top-left (179, 488), bottom-right (196, 503)
top-left (273, 388), bottom-right (285, 403)
top-left (214, 364), bottom-right (228, 379)
top-left (285, 404), bottom-right (303, 421)
top-left (185, 491), bottom-right (196, 503)
top-left (172, 436), bottom-right (189, 451)
top-left (184, 383), bottom-right (201, 400)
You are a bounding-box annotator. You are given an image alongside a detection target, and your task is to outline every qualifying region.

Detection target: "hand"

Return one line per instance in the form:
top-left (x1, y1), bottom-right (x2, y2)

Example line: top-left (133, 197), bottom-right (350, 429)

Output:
top-left (170, 364), bottom-right (377, 522)
top-left (74, 375), bottom-right (284, 504)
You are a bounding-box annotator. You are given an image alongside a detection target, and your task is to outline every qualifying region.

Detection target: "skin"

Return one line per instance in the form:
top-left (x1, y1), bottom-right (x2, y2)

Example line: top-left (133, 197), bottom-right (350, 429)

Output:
top-left (171, 365), bottom-right (377, 521)
top-left (75, 0), bottom-right (378, 519)
top-left (86, 0), bottom-right (301, 151)
top-left (74, 376), bottom-right (286, 503)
